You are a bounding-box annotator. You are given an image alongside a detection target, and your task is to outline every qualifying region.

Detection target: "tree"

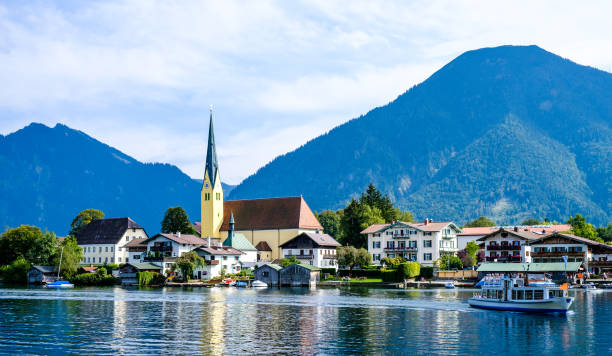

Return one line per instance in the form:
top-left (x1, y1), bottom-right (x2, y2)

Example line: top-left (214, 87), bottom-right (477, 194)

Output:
top-left (567, 214), bottom-right (602, 242)
top-left (0, 225), bottom-right (43, 265)
top-left (360, 183), bottom-right (397, 222)
top-left (396, 209), bottom-right (414, 222)
top-left (521, 218), bottom-right (542, 226)
top-left (69, 209), bottom-right (104, 236)
top-left (0, 256), bottom-right (31, 284)
top-left (279, 255), bottom-right (299, 267)
top-left (355, 248), bottom-right (372, 268)
top-left (597, 223), bottom-right (612, 242)
top-left (437, 255), bottom-right (462, 270)
top-left (339, 199), bottom-right (384, 248)
top-left (161, 207), bottom-right (199, 235)
top-left (337, 246), bottom-right (357, 269)
top-left (175, 251), bottom-right (205, 280)
top-left (381, 256), bottom-right (405, 269)
top-left (316, 210), bottom-right (342, 239)
top-left (28, 231), bottom-right (59, 266)
top-left (463, 216), bottom-right (496, 228)
top-left (457, 241), bottom-right (479, 268)
top-left (52, 236), bottom-right (83, 279)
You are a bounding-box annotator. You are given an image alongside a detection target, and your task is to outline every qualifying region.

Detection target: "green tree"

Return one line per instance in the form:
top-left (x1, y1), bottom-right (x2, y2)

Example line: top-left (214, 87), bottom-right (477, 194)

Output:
top-left (279, 255), bottom-right (299, 267)
top-left (437, 255), bottom-right (462, 270)
top-left (69, 209), bottom-right (104, 236)
top-left (337, 246), bottom-right (358, 269)
top-left (0, 256), bottom-right (31, 284)
top-left (355, 248), bottom-right (372, 268)
top-left (597, 223), bottom-right (612, 242)
top-left (463, 216), bottom-right (496, 228)
top-left (175, 251), bottom-right (205, 280)
top-left (316, 210), bottom-right (342, 239)
top-left (161, 207), bottom-right (199, 235)
top-left (360, 183), bottom-right (397, 222)
top-left (28, 231), bottom-right (59, 265)
top-left (0, 225), bottom-right (43, 265)
top-left (567, 214), bottom-right (602, 242)
top-left (339, 199), bottom-right (384, 248)
top-left (396, 209), bottom-right (414, 222)
top-left (521, 218), bottom-right (543, 225)
top-left (52, 236), bottom-right (83, 279)
top-left (465, 241), bottom-right (480, 257)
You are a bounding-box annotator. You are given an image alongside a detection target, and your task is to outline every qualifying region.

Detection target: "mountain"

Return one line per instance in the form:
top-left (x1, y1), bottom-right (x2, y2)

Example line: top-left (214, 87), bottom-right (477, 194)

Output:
top-left (229, 45), bottom-right (612, 225)
top-left (0, 123), bottom-right (203, 235)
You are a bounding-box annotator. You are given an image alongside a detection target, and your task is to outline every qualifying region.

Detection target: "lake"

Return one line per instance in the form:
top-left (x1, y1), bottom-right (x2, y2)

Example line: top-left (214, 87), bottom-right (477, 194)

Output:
top-left (0, 286), bottom-right (610, 355)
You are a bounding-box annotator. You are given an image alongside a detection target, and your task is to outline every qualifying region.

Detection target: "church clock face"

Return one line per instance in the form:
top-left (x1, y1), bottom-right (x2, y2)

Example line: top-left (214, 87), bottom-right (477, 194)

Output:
top-left (205, 182), bottom-right (210, 189)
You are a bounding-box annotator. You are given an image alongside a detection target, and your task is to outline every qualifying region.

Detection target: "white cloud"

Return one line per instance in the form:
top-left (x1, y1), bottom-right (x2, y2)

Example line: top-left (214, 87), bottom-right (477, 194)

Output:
top-left (1, 0), bottom-right (611, 184)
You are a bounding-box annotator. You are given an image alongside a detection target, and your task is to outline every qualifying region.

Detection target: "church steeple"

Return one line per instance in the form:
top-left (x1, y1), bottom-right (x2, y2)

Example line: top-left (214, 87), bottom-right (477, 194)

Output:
top-left (205, 106), bottom-right (219, 187)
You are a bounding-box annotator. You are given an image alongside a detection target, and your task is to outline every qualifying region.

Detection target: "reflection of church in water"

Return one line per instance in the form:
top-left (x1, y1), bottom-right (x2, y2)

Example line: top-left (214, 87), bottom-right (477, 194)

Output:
top-left (195, 108), bottom-right (322, 260)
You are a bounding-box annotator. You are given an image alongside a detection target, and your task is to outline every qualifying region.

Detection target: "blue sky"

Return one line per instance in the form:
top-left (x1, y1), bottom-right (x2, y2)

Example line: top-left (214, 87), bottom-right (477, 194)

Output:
top-left (1, 1), bottom-right (611, 184)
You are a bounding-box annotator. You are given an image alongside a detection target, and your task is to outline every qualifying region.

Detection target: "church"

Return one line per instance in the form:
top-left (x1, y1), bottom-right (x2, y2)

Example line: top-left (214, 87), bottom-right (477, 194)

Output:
top-left (196, 109), bottom-right (323, 260)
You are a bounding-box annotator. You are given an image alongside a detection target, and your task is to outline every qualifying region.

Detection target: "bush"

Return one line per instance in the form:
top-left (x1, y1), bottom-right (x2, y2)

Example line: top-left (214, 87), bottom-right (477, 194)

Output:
top-left (381, 270), bottom-right (400, 282)
top-left (71, 272), bottom-right (119, 286)
top-left (398, 262), bottom-right (420, 280)
top-left (321, 268), bottom-right (337, 276)
top-left (420, 267), bottom-right (434, 279)
top-left (337, 269), bottom-right (381, 278)
top-left (138, 271), bottom-right (166, 286)
top-left (0, 256), bottom-right (31, 284)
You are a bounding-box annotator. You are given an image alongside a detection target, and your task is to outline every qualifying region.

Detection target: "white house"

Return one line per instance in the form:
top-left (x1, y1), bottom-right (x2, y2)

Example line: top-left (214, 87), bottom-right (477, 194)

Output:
top-left (458, 224), bottom-right (571, 250)
top-left (122, 238), bottom-right (148, 264)
top-left (76, 217), bottom-right (149, 265)
top-left (221, 212), bottom-right (258, 265)
top-left (279, 231), bottom-right (341, 269)
top-left (194, 246), bottom-right (243, 279)
top-left (142, 233), bottom-right (208, 274)
top-left (362, 219), bottom-right (462, 267)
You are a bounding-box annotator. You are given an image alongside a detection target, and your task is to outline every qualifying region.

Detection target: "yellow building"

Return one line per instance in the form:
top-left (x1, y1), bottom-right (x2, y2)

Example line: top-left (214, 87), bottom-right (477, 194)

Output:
top-left (199, 110), bottom-right (322, 260)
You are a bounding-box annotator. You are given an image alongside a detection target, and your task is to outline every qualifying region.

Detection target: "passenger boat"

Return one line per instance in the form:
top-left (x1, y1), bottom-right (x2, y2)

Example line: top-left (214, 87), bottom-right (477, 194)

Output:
top-left (468, 274), bottom-right (573, 313)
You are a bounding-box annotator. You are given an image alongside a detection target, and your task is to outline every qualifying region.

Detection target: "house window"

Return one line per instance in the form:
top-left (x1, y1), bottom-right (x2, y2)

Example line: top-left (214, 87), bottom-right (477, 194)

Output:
top-left (263, 271), bottom-right (269, 277)
top-left (87, 257), bottom-right (90, 263)
top-left (424, 253), bottom-right (432, 261)
top-left (424, 240), bottom-right (432, 248)
top-left (111, 257), bottom-right (114, 263)
top-left (126, 236), bottom-right (130, 242)
top-left (111, 246), bottom-right (114, 252)
top-left (126, 258), bottom-right (129, 263)
top-left (118, 257), bottom-right (122, 262)
top-left (134, 255), bottom-right (140, 260)
top-left (99, 247), bottom-right (102, 253)
top-left (105, 257), bottom-right (108, 263)
top-left (235, 256), bottom-right (239, 260)
top-left (223, 256), bottom-right (227, 260)
top-left (105, 247), bottom-right (108, 252)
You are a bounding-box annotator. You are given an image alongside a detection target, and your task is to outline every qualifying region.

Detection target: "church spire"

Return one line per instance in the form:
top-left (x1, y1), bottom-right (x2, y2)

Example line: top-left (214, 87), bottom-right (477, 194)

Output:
top-left (205, 105), bottom-right (219, 187)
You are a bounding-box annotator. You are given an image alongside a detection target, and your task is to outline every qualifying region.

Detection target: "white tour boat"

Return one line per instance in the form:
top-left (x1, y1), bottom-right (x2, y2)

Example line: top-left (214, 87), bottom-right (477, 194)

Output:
top-left (468, 274), bottom-right (573, 313)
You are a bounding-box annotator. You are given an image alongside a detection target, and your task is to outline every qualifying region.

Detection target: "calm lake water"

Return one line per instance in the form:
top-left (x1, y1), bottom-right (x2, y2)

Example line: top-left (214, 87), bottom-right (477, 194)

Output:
top-left (0, 286), bottom-right (610, 355)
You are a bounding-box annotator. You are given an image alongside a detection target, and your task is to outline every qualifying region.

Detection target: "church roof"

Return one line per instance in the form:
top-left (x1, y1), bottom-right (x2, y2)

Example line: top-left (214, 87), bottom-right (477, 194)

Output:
top-left (223, 232), bottom-right (257, 251)
top-left (219, 196), bottom-right (323, 231)
top-left (204, 110), bottom-right (219, 187)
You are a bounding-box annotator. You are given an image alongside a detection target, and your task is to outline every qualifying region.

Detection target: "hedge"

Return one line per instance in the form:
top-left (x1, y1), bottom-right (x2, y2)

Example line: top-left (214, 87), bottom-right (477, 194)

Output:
top-left (420, 266), bottom-right (434, 279)
top-left (321, 268), bottom-right (337, 276)
top-left (381, 270), bottom-right (399, 282)
top-left (337, 269), bottom-right (382, 278)
top-left (398, 262), bottom-right (420, 280)
top-left (71, 273), bottom-right (119, 286)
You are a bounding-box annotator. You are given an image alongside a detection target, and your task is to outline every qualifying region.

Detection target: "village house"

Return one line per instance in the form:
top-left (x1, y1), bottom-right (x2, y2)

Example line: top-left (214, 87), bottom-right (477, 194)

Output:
top-left (279, 231), bottom-right (341, 269)
top-left (253, 264), bottom-right (282, 286)
top-left (362, 219), bottom-right (462, 267)
top-left (255, 241), bottom-right (273, 262)
top-left (195, 109), bottom-right (323, 260)
top-left (279, 263), bottom-right (320, 286)
top-left (76, 217), bottom-right (149, 265)
top-left (194, 245), bottom-right (243, 279)
top-left (123, 238), bottom-right (148, 264)
top-left (142, 233), bottom-right (208, 274)
top-left (477, 227), bottom-right (533, 263)
top-left (221, 212), bottom-right (258, 265)
top-left (458, 224), bottom-right (571, 250)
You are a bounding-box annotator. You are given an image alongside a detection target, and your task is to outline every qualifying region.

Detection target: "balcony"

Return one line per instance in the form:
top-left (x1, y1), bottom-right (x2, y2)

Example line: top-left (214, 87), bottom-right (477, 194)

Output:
top-left (150, 245), bottom-right (173, 253)
top-left (143, 256), bottom-right (177, 263)
top-left (590, 260), bottom-right (612, 266)
top-left (322, 254), bottom-right (337, 259)
top-left (284, 254), bottom-right (314, 260)
top-left (383, 246), bottom-right (418, 252)
top-left (486, 256), bottom-right (522, 262)
top-left (531, 251), bottom-right (584, 257)
top-left (392, 233), bottom-right (411, 239)
top-left (487, 245), bottom-right (521, 251)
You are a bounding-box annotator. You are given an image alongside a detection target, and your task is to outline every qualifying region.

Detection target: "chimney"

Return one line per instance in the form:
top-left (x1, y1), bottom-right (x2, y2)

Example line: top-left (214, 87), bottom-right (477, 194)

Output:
top-left (514, 227), bottom-right (518, 232)
top-left (424, 218), bottom-right (428, 225)
top-left (177, 231), bottom-right (181, 238)
top-left (208, 236), bottom-right (211, 247)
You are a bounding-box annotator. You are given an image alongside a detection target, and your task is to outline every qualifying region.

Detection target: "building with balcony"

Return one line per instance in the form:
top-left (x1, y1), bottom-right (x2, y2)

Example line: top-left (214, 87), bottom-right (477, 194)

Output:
top-left (76, 217), bottom-right (149, 265)
top-left (279, 232), bottom-right (341, 269)
top-left (457, 224), bottom-right (571, 250)
top-left (194, 246), bottom-right (243, 279)
top-left (476, 228), bottom-right (534, 263)
top-left (362, 219), bottom-right (462, 267)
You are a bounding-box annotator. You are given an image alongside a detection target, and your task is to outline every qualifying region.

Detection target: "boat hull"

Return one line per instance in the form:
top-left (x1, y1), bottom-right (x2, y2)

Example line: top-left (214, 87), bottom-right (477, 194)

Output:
top-left (468, 297), bottom-right (573, 313)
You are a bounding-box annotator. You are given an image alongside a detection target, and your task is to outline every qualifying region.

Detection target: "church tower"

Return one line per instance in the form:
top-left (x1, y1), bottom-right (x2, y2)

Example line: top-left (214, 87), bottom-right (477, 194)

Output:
top-left (201, 107), bottom-right (224, 238)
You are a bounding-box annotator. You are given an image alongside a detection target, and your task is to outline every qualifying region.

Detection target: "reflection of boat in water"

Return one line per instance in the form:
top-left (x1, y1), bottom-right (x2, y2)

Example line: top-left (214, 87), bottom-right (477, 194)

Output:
top-left (251, 280), bottom-right (268, 288)
top-left (235, 281), bottom-right (248, 288)
top-left (444, 282), bottom-right (455, 289)
top-left (220, 279), bottom-right (235, 287)
top-left (468, 275), bottom-right (573, 313)
top-left (600, 283), bottom-right (612, 289)
top-left (582, 283), bottom-right (597, 291)
top-left (46, 280), bottom-right (74, 289)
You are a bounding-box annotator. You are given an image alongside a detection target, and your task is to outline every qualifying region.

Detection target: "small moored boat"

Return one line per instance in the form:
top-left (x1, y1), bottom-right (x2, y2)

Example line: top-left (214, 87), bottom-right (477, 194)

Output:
top-left (251, 280), bottom-right (268, 288)
top-left (234, 281), bottom-right (248, 288)
top-left (468, 274), bottom-right (573, 314)
top-left (444, 282), bottom-right (455, 289)
top-left (46, 280), bottom-right (74, 289)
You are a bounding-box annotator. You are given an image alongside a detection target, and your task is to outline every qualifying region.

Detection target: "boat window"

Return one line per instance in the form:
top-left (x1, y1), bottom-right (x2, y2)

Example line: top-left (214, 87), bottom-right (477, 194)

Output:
top-left (512, 290), bottom-right (517, 299)
top-left (517, 290), bottom-right (524, 299)
top-left (497, 291), bottom-right (502, 299)
top-left (525, 290), bottom-right (533, 300)
top-left (534, 290), bottom-right (544, 300)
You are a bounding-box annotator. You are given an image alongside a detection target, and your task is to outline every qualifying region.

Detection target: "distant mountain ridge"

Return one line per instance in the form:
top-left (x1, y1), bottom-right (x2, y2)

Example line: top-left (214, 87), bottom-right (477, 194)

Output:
top-left (0, 123), bottom-right (204, 234)
top-left (229, 45), bottom-right (612, 225)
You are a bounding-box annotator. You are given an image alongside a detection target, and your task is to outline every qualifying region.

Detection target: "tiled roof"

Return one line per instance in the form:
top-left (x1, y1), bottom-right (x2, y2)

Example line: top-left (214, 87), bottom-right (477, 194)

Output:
top-left (529, 232), bottom-right (612, 249)
top-left (476, 228), bottom-right (538, 241)
top-left (280, 263), bottom-right (321, 271)
top-left (361, 221), bottom-right (459, 234)
top-left (223, 233), bottom-right (257, 251)
top-left (279, 232), bottom-right (341, 248)
top-left (459, 225), bottom-right (571, 236)
top-left (82, 266), bottom-right (98, 272)
top-left (360, 224), bottom-right (389, 234)
top-left (218, 197), bottom-right (323, 231)
top-left (193, 222), bottom-right (202, 234)
top-left (122, 238), bottom-right (148, 248)
top-left (255, 241), bottom-right (272, 251)
top-left (149, 233), bottom-right (207, 246)
top-left (125, 262), bottom-right (161, 270)
top-left (196, 246), bottom-right (244, 256)
top-left (76, 217), bottom-right (146, 245)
